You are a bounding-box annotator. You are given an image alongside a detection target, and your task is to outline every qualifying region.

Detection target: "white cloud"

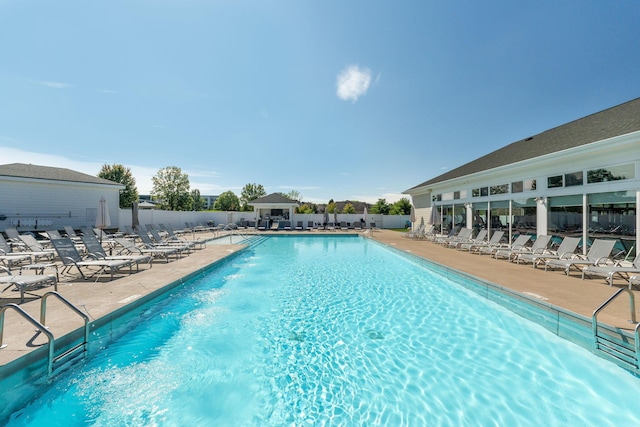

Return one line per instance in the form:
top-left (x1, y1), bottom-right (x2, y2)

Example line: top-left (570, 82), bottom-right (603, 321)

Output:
top-left (336, 65), bottom-right (372, 102)
top-left (37, 80), bottom-right (73, 89)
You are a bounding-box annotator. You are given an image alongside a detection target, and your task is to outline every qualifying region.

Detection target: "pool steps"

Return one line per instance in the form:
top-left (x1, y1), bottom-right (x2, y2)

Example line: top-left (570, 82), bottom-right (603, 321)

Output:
top-left (592, 288), bottom-right (640, 373)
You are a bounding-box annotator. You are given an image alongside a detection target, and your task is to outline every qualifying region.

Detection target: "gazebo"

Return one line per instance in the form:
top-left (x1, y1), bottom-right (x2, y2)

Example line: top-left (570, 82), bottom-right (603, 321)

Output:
top-left (248, 193), bottom-right (299, 224)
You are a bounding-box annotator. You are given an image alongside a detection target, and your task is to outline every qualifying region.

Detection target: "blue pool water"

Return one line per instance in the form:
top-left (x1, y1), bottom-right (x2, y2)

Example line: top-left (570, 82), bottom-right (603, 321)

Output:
top-left (5, 236), bottom-right (640, 426)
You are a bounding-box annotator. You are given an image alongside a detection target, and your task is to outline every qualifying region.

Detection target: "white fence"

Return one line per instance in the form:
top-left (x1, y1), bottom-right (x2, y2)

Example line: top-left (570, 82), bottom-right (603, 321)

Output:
top-left (117, 209), bottom-right (410, 230)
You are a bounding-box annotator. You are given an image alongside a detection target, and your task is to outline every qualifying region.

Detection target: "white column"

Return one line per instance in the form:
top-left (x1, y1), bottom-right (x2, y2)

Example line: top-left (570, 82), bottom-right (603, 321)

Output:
top-left (536, 197), bottom-right (548, 236)
top-left (465, 203), bottom-right (473, 230)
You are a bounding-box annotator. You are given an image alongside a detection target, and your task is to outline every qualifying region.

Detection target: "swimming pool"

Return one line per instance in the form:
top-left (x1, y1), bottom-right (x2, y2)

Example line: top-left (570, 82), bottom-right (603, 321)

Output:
top-left (4, 235), bottom-right (640, 426)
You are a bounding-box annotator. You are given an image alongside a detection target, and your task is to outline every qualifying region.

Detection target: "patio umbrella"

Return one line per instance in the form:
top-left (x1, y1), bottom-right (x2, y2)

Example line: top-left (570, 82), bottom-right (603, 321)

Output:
top-left (334, 210), bottom-right (338, 225)
top-left (323, 211), bottom-right (329, 227)
top-left (131, 202), bottom-right (139, 231)
top-left (428, 206), bottom-right (441, 225)
top-left (96, 196), bottom-right (111, 244)
top-left (410, 205), bottom-right (416, 227)
top-left (363, 206), bottom-right (368, 225)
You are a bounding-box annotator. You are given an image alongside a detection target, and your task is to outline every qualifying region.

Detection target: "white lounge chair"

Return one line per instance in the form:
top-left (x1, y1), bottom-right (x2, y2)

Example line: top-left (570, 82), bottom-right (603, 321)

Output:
top-left (469, 231), bottom-right (505, 254)
top-left (51, 238), bottom-right (134, 281)
top-left (492, 235), bottom-right (533, 259)
top-left (515, 236), bottom-right (580, 268)
top-left (1, 266), bottom-right (57, 303)
top-left (545, 239), bottom-right (616, 276)
top-left (582, 253), bottom-right (640, 286)
top-left (496, 235), bottom-right (552, 262)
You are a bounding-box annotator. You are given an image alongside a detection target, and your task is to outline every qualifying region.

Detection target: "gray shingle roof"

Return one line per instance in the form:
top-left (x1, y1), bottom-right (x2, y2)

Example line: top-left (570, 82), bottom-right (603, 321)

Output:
top-left (0, 163), bottom-right (121, 186)
top-left (250, 193), bottom-right (298, 204)
top-left (406, 97), bottom-right (640, 191)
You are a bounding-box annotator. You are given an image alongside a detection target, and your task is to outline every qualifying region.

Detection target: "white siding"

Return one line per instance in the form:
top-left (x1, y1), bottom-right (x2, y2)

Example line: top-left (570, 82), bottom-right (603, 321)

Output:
top-left (0, 178), bottom-right (121, 232)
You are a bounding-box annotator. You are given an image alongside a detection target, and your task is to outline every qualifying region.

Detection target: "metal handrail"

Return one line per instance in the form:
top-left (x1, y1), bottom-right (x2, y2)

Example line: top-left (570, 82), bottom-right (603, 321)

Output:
top-left (592, 288), bottom-right (637, 347)
top-left (0, 303), bottom-right (55, 374)
top-left (40, 291), bottom-right (90, 346)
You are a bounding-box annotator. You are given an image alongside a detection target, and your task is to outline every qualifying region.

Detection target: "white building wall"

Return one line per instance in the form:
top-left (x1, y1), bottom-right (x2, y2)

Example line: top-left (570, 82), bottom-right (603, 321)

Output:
top-left (0, 178), bottom-right (121, 232)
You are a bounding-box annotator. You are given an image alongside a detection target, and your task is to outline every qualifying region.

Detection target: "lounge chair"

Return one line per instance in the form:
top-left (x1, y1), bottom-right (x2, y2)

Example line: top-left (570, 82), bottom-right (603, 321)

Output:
top-left (81, 233), bottom-right (152, 271)
top-left (307, 221), bottom-right (315, 231)
top-left (468, 231), bottom-right (505, 254)
top-left (545, 239), bottom-right (616, 276)
top-left (405, 224), bottom-right (425, 239)
top-left (582, 253), bottom-right (640, 286)
top-left (340, 222), bottom-right (348, 230)
top-left (444, 228), bottom-right (474, 248)
top-left (282, 221), bottom-right (292, 231)
top-left (629, 275), bottom-right (640, 290)
top-left (492, 235), bottom-right (532, 259)
top-left (141, 230), bottom-right (192, 255)
top-left (165, 224), bottom-right (207, 249)
top-left (270, 221), bottom-right (280, 231)
top-left (432, 228), bottom-right (461, 245)
top-left (17, 234), bottom-right (57, 261)
top-left (353, 221), bottom-right (363, 231)
top-left (515, 236), bottom-right (580, 268)
top-left (114, 237), bottom-right (180, 263)
top-left (326, 222), bottom-right (336, 231)
top-left (257, 220), bottom-right (268, 231)
top-left (51, 238), bottom-right (134, 281)
top-left (1, 266), bottom-right (57, 303)
top-left (295, 221), bottom-right (304, 231)
top-left (0, 234), bottom-right (34, 268)
top-left (496, 235), bottom-right (552, 262)
top-left (63, 225), bottom-right (81, 240)
top-left (456, 229), bottom-right (487, 251)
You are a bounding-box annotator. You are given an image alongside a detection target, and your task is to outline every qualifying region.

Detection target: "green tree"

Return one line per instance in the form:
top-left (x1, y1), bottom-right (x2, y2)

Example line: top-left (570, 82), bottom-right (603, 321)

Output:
top-left (151, 166), bottom-right (191, 211)
top-left (97, 164), bottom-right (138, 208)
top-left (342, 202), bottom-right (356, 214)
top-left (240, 183), bottom-right (266, 211)
top-left (286, 190), bottom-right (301, 202)
top-left (213, 190), bottom-right (240, 211)
top-left (389, 198), bottom-right (412, 215)
top-left (370, 198), bottom-right (391, 215)
top-left (191, 189), bottom-right (206, 211)
top-left (296, 203), bottom-right (317, 214)
top-left (326, 201), bottom-right (338, 214)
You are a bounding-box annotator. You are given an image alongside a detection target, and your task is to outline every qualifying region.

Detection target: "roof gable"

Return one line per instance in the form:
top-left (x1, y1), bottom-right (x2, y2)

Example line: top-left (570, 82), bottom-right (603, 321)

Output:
top-left (250, 193), bottom-right (298, 205)
top-left (406, 97), bottom-right (640, 191)
top-left (0, 163), bottom-right (121, 186)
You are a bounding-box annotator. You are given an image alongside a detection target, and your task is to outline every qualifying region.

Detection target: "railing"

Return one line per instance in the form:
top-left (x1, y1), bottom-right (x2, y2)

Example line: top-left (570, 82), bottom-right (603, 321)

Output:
top-left (592, 288), bottom-right (639, 371)
top-left (0, 303), bottom-right (55, 374)
top-left (0, 291), bottom-right (89, 376)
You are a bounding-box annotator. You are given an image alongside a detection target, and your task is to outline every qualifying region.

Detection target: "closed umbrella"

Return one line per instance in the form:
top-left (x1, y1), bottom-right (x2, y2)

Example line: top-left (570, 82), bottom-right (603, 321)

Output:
top-left (428, 206), bottom-right (441, 225)
top-left (410, 205), bottom-right (416, 228)
top-left (131, 202), bottom-right (139, 232)
top-left (363, 206), bottom-right (368, 226)
top-left (333, 210), bottom-right (338, 226)
top-left (96, 196), bottom-right (111, 244)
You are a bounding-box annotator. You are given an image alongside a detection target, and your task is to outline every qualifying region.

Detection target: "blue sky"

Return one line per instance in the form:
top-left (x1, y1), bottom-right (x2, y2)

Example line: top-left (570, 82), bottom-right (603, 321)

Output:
top-left (1, 1), bottom-right (639, 204)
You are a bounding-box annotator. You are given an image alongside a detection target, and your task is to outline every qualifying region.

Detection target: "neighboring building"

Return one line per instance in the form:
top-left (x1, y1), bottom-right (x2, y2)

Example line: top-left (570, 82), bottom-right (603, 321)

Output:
top-left (0, 163), bottom-right (123, 232)
top-left (404, 97), bottom-right (640, 255)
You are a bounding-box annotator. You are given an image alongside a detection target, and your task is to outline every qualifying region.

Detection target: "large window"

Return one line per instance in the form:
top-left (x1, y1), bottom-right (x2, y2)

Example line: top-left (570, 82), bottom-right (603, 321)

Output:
top-left (512, 198), bottom-right (537, 234)
top-left (587, 163), bottom-right (635, 183)
top-left (490, 200), bottom-right (510, 230)
top-left (588, 191), bottom-right (636, 257)
top-left (548, 195), bottom-right (583, 238)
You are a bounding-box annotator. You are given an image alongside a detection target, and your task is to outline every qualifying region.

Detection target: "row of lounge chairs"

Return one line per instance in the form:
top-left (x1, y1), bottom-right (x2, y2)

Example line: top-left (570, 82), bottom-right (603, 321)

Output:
top-left (425, 227), bottom-right (639, 289)
top-left (1, 223), bottom-right (215, 301)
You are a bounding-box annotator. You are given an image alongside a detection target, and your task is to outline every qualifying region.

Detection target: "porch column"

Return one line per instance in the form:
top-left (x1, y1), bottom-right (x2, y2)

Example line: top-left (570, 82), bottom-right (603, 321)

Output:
top-left (536, 197), bottom-right (548, 236)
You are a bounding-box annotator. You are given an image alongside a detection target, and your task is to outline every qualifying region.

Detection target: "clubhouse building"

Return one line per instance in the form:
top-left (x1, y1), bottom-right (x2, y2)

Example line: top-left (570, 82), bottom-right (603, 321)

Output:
top-left (404, 97), bottom-right (640, 256)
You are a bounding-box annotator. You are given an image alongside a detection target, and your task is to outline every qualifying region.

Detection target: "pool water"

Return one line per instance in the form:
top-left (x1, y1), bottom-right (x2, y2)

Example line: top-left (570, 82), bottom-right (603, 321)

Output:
top-left (5, 236), bottom-right (640, 426)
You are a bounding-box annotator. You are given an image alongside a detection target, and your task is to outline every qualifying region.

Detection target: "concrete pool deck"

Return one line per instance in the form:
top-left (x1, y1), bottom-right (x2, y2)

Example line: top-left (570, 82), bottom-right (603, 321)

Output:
top-left (1, 229), bottom-right (638, 369)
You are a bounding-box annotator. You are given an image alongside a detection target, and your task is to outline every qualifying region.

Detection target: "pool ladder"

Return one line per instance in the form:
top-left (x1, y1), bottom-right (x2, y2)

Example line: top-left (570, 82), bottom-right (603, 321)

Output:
top-left (592, 289), bottom-right (640, 374)
top-left (0, 291), bottom-right (89, 376)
